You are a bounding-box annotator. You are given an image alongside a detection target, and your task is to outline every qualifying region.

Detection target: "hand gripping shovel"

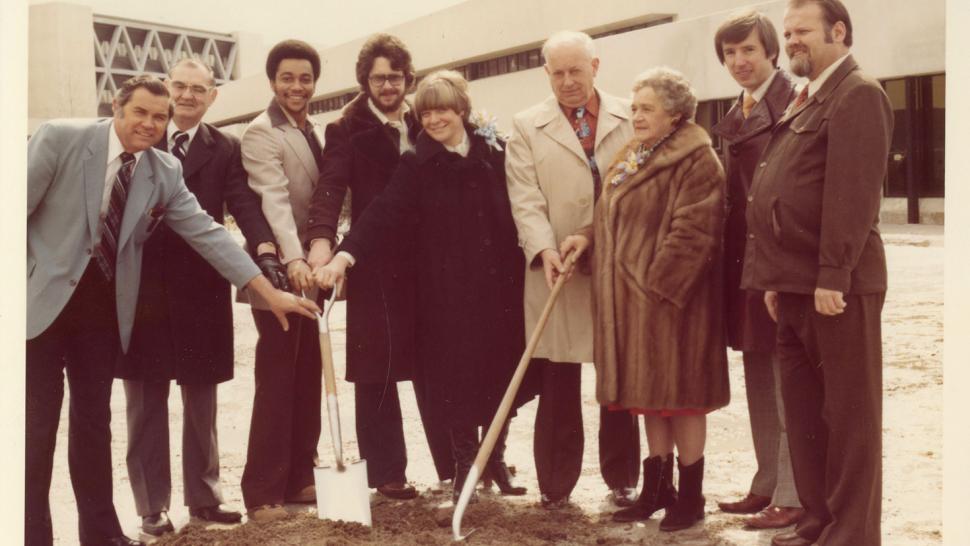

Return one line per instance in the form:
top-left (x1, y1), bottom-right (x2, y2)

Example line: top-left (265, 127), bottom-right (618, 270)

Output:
top-left (313, 283), bottom-right (372, 526)
top-left (452, 248), bottom-right (584, 541)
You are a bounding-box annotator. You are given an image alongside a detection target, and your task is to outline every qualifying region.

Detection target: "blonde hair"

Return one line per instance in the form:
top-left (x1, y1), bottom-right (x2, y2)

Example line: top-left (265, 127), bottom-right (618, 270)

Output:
top-left (414, 70), bottom-right (471, 121)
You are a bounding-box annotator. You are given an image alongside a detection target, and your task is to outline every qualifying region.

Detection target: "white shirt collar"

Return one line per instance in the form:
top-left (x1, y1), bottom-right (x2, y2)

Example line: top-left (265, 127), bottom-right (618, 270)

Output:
top-left (167, 119), bottom-right (201, 152)
top-left (806, 53), bottom-right (851, 97)
top-left (745, 70), bottom-right (778, 103)
top-left (107, 121), bottom-right (145, 168)
top-left (444, 130), bottom-right (470, 157)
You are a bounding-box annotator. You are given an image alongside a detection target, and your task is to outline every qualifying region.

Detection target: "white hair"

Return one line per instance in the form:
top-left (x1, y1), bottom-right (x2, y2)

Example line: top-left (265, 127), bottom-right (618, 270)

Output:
top-left (541, 31), bottom-right (596, 63)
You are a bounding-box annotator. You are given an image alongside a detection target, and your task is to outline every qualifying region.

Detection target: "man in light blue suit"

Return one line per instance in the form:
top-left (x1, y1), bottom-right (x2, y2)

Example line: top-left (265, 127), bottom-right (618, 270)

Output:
top-left (26, 75), bottom-right (319, 546)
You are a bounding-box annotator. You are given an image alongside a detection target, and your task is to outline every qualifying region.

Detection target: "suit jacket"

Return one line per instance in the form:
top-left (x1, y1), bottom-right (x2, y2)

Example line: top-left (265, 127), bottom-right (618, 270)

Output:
top-left (741, 56), bottom-right (892, 295)
top-left (119, 122), bottom-right (276, 384)
top-left (240, 99), bottom-right (323, 308)
top-left (303, 93), bottom-right (419, 383)
top-left (27, 118), bottom-right (261, 352)
top-left (506, 89), bottom-right (632, 363)
top-left (711, 70), bottom-right (796, 353)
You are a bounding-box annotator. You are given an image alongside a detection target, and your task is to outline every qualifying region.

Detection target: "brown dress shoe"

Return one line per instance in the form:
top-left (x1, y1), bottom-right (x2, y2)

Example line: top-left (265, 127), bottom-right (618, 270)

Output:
top-left (285, 484), bottom-right (316, 504)
top-left (770, 530), bottom-right (815, 546)
top-left (745, 506), bottom-right (805, 529)
top-left (717, 493), bottom-right (771, 514)
top-left (247, 504), bottom-right (287, 523)
top-left (377, 481), bottom-right (418, 500)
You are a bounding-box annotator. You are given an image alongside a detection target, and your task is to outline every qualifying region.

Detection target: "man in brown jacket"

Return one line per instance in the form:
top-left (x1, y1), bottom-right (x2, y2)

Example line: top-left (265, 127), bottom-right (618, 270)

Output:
top-left (741, 1), bottom-right (892, 545)
top-left (710, 11), bottom-right (803, 530)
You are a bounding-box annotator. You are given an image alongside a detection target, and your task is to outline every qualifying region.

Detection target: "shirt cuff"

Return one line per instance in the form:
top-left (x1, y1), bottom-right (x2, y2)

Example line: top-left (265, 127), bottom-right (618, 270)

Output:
top-left (336, 250), bottom-right (356, 267)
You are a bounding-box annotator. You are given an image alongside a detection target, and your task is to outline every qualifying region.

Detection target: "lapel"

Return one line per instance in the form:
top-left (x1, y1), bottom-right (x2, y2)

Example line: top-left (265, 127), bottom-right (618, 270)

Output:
top-left (181, 123), bottom-right (214, 180)
top-left (82, 121), bottom-right (112, 242)
top-left (268, 99), bottom-right (319, 180)
top-left (534, 95), bottom-right (587, 164)
top-left (778, 56), bottom-right (858, 126)
top-left (594, 90), bottom-right (630, 150)
top-left (117, 149), bottom-right (160, 250)
top-left (713, 71), bottom-right (796, 144)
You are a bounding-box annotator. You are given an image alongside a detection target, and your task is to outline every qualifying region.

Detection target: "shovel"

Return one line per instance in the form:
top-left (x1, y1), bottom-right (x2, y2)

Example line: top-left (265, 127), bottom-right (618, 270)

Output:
top-left (313, 282), bottom-right (372, 526)
top-left (452, 248), bottom-right (584, 541)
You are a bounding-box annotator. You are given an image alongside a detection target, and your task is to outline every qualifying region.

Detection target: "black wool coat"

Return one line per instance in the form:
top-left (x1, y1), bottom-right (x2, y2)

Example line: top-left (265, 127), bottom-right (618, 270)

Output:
top-left (339, 130), bottom-right (535, 428)
top-left (118, 123), bottom-right (275, 384)
top-left (305, 94), bottom-right (420, 383)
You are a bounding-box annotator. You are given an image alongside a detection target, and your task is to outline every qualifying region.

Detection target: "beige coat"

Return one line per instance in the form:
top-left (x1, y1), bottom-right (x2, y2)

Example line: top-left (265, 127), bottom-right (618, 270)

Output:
top-left (577, 122), bottom-right (729, 409)
top-left (506, 90), bottom-right (632, 363)
top-left (240, 99), bottom-right (323, 309)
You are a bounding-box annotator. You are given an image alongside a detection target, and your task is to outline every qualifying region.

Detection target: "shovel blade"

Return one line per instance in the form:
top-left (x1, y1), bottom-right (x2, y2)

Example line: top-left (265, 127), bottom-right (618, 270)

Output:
top-left (314, 459), bottom-right (372, 526)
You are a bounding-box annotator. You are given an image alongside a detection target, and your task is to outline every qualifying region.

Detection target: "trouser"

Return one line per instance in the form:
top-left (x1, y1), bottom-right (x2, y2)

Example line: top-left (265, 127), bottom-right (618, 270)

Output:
top-left (742, 350), bottom-right (800, 507)
top-left (776, 292), bottom-right (884, 545)
top-left (353, 381), bottom-right (455, 487)
top-left (25, 263), bottom-right (124, 545)
top-left (124, 380), bottom-right (224, 516)
top-left (241, 310), bottom-right (321, 508)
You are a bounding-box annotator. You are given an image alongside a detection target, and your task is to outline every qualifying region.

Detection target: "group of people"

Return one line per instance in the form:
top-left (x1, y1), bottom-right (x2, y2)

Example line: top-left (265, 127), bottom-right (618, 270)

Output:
top-left (25, 1), bottom-right (891, 545)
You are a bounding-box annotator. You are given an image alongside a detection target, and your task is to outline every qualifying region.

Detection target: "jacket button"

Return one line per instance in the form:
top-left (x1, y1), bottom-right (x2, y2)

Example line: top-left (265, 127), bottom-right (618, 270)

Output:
top-left (488, 267), bottom-right (497, 275)
top-left (477, 210), bottom-right (484, 217)
top-left (729, 145), bottom-right (739, 156)
top-left (748, 233), bottom-right (755, 240)
top-left (747, 195), bottom-right (754, 203)
top-left (483, 238), bottom-right (492, 246)
top-left (759, 161), bottom-right (767, 168)
top-left (470, 181), bottom-right (478, 188)
top-left (85, 248), bottom-right (92, 255)
top-left (69, 279), bottom-right (78, 286)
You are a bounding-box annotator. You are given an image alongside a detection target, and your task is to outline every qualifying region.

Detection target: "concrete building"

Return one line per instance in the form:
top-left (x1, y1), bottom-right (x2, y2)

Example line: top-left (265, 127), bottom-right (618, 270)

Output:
top-left (28, 0), bottom-right (946, 223)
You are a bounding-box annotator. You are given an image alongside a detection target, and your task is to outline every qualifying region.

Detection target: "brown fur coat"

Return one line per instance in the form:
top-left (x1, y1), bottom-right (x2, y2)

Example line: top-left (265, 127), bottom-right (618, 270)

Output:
top-left (577, 122), bottom-right (729, 410)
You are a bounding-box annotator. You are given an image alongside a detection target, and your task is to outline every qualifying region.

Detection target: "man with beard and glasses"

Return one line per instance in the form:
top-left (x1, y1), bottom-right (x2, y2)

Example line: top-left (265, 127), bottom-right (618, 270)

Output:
top-left (303, 33), bottom-right (460, 499)
top-left (741, 1), bottom-right (892, 544)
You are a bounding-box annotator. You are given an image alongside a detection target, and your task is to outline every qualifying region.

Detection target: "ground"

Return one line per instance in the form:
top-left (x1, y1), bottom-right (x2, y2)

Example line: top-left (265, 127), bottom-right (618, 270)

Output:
top-left (48, 225), bottom-right (943, 545)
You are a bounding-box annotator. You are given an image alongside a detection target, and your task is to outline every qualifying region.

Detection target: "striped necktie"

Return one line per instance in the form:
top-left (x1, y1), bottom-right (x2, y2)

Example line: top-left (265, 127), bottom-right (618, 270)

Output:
top-left (171, 131), bottom-right (188, 162)
top-left (95, 152), bottom-right (136, 281)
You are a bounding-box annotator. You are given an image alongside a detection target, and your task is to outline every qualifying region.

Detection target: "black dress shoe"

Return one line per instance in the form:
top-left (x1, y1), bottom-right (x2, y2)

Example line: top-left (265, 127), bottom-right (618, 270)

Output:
top-left (377, 481), bottom-right (419, 500)
top-left (609, 487), bottom-right (638, 507)
top-left (105, 534), bottom-right (146, 545)
top-left (189, 504), bottom-right (243, 524)
top-left (540, 493), bottom-right (570, 510)
top-left (141, 512), bottom-right (174, 536)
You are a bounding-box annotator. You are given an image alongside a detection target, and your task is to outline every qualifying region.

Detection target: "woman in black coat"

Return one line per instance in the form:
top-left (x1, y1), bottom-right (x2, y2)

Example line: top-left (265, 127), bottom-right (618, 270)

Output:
top-left (315, 70), bottom-right (534, 502)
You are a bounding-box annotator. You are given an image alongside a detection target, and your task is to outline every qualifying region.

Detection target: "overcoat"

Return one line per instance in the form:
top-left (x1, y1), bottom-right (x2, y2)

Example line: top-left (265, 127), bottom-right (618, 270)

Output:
top-left (506, 90), bottom-right (632, 363)
top-left (118, 123), bottom-right (275, 384)
top-left (711, 70), bottom-right (796, 353)
top-left (305, 94), bottom-right (419, 383)
top-left (577, 122), bottom-right (730, 410)
top-left (338, 129), bottom-right (533, 428)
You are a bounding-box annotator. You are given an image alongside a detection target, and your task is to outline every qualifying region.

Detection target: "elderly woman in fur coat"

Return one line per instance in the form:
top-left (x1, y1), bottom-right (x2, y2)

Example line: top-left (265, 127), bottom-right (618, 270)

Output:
top-left (560, 67), bottom-right (729, 532)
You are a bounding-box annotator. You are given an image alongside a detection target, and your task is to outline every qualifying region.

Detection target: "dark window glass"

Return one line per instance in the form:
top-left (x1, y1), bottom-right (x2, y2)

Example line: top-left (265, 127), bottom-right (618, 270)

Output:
top-left (924, 74), bottom-right (945, 197)
top-left (883, 78), bottom-right (908, 197)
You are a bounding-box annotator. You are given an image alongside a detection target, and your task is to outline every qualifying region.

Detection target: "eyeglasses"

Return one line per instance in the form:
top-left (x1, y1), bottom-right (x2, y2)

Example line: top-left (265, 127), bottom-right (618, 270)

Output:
top-left (368, 74), bottom-right (405, 87)
top-left (170, 81), bottom-right (212, 96)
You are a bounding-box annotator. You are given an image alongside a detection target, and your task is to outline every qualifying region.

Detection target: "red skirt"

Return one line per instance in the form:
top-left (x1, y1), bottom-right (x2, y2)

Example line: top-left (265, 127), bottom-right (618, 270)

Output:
top-left (607, 404), bottom-right (711, 417)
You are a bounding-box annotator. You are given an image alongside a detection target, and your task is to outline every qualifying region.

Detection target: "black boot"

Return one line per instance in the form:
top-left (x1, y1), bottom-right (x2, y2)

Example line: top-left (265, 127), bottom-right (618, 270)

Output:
top-left (451, 427), bottom-right (479, 504)
top-left (659, 456), bottom-right (705, 531)
top-left (612, 454), bottom-right (677, 522)
top-left (483, 420), bottom-right (527, 495)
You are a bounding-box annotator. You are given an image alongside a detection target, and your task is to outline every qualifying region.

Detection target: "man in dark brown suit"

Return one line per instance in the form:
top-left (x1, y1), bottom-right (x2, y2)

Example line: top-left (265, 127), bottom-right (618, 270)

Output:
top-left (741, 1), bottom-right (892, 545)
top-left (711, 11), bottom-right (804, 530)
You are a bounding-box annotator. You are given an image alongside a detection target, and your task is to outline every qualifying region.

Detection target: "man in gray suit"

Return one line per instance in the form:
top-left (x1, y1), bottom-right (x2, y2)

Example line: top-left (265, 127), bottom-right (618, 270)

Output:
top-left (26, 75), bottom-right (318, 546)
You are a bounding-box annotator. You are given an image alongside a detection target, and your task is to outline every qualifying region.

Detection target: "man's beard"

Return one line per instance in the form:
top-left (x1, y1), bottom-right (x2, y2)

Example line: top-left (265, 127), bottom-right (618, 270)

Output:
top-left (371, 90), bottom-right (405, 114)
top-left (789, 53), bottom-right (813, 78)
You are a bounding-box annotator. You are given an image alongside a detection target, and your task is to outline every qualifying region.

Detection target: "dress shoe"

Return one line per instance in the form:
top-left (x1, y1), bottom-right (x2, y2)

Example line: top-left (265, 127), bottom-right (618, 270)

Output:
top-left (745, 506), bottom-right (805, 529)
top-left (248, 504), bottom-right (288, 523)
top-left (377, 481), bottom-right (419, 500)
top-left (540, 493), bottom-right (570, 510)
top-left (189, 504), bottom-right (243, 524)
top-left (285, 484), bottom-right (316, 504)
top-left (103, 536), bottom-right (145, 546)
top-left (717, 492), bottom-right (771, 514)
top-left (486, 462), bottom-right (527, 496)
top-left (771, 530), bottom-right (815, 546)
top-left (141, 512), bottom-right (174, 536)
top-left (609, 486), bottom-right (639, 508)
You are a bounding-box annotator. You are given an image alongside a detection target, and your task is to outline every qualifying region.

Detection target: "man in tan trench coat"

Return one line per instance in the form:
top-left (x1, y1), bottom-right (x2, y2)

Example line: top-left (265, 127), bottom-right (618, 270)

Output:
top-left (505, 30), bottom-right (640, 508)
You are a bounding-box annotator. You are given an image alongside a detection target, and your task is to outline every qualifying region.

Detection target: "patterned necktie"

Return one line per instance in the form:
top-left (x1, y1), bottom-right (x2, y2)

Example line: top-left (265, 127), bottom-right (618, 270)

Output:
top-left (574, 106), bottom-right (602, 200)
top-left (171, 131), bottom-right (188, 162)
top-left (792, 86), bottom-right (810, 110)
top-left (95, 152), bottom-right (136, 281)
top-left (742, 94), bottom-right (757, 119)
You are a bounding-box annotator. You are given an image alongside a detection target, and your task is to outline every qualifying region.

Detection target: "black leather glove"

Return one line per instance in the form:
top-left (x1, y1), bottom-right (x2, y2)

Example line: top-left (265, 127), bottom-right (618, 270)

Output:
top-left (255, 253), bottom-right (291, 292)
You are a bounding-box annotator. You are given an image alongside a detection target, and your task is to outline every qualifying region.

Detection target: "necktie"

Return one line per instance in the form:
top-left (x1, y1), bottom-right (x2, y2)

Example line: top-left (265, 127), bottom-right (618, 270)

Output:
top-left (171, 131), bottom-right (188, 162)
top-left (95, 152), bottom-right (136, 281)
top-left (792, 86), bottom-right (810, 110)
top-left (573, 106), bottom-right (602, 200)
top-left (742, 94), bottom-right (757, 119)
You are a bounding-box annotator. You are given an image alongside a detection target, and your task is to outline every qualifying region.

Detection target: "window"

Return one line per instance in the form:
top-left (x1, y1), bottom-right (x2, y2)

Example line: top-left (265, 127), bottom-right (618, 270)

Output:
top-left (882, 74), bottom-right (945, 198)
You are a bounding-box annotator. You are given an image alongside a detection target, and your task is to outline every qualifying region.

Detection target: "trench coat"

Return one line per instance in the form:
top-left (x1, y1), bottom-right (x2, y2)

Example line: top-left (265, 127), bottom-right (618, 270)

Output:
top-left (305, 94), bottom-right (420, 383)
top-left (337, 129), bottom-right (534, 428)
top-left (577, 122), bottom-right (730, 410)
top-left (711, 70), bottom-right (796, 353)
top-left (506, 90), bottom-right (632, 363)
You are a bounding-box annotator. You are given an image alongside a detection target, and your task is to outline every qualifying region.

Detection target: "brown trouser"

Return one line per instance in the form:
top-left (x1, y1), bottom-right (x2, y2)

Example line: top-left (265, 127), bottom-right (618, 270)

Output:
top-left (776, 292), bottom-right (884, 545)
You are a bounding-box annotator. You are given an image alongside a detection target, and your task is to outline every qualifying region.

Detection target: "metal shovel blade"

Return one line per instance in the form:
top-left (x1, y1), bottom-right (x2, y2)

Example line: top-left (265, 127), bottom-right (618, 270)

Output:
top-left (314, 459), bottom-right (372, 526)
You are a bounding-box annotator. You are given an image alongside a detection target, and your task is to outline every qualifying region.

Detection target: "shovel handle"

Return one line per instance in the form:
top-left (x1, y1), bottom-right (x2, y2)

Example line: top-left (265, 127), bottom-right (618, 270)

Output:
top-left (317, 283), bottom-right (345, 469)
top-left (453, 247), bottom-right (584, 541)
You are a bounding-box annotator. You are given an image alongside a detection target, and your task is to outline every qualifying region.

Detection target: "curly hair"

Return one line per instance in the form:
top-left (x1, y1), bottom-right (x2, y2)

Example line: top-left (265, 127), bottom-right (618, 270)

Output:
top-left (265, 39), bottom-right (321, 82)
top-left (355, 33), bottom-right (416, 92)
top-left (632, 67), bottom-right (698, 122)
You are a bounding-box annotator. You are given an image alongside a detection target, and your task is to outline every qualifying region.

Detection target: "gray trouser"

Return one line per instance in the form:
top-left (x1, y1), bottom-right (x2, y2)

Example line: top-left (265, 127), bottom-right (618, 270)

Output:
top-left (124, 380), bottom-right (224, 516)
top-left (742, 350), bottom-right (800, 508)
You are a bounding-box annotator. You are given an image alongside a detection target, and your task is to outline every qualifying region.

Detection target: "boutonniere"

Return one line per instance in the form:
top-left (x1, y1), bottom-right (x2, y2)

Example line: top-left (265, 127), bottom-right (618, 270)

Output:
top-left (470, 110), bottom-right (507, 152)
top-left (149, 205), bottom-right (167, 219)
